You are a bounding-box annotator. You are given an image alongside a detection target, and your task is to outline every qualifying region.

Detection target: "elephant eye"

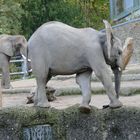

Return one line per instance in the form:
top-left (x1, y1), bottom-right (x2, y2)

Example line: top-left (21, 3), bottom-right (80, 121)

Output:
top-left (17, 43), bottom-right (22, 47)
top-left (118, 50), bottom-right (122, 55)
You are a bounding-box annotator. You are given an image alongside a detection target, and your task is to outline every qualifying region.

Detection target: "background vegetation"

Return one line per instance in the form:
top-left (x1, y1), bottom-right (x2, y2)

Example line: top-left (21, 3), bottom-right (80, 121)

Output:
top-left (0, 0), bottom-right (110, 79)
top-left (0, 0), bottom-right (110, 38)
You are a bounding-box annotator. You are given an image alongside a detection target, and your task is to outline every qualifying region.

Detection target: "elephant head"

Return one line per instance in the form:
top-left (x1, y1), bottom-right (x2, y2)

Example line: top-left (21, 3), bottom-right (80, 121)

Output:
top-left (103, 20), bottom-right (134, 98)
top-left (0, 34), bottom-right (27, 57)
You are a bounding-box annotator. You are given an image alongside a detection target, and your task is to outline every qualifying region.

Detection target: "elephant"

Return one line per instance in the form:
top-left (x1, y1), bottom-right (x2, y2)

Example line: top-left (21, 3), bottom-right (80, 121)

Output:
top-left (28, 20), bottom-right (133, 112)
top-left (0, 34), bottom-right (27, 89)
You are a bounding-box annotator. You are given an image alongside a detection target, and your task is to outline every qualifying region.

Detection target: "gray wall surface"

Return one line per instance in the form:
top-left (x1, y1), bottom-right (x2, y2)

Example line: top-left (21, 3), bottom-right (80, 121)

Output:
top-left (112, 18), bottom-right (140, 64)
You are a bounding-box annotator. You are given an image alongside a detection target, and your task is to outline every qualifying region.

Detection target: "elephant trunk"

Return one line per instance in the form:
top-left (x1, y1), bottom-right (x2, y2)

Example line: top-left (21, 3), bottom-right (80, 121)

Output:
top-left (20, 36), bottom-right (30, 76)
top-left (20, 36), bottom-right (28, 57)
top-left (113, 38), bottom-right (133, 98)
top-left (113, 68), bottom-right (122, 98)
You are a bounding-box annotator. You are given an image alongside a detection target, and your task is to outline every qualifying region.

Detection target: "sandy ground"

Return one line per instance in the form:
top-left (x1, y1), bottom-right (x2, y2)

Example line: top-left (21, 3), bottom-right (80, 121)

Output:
top-left (2, 93), bottom-right (140, 109)
top-left (2, 66), bottom-right (140, 110)
top-left (11, 78), bottom-right (140, 91)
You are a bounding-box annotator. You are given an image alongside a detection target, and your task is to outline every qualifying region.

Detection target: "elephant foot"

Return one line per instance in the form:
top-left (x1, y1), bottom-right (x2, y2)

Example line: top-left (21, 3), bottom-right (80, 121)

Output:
top-left (109, 100), bottom-right (123, 109)
top-left (79, 104), bottom-right (91, 113)
top-left (103, 105), bottom-right (109, 109)
top-left (34, 102), bottom-right (50, 108)
top-left (27, 96), bottom-right (34, 104)
top-left (2, 84), bottom-right (13, 89)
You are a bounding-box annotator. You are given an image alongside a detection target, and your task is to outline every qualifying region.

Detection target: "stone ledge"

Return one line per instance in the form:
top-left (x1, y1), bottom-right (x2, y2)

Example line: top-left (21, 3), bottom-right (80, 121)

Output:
top-left (52, 73), bottom-right (140, 81)
top-left (2, 85), bottom-right (140, 97)
top-left (55, 86), bottom-right (140, 96)
top-left (0, 105), bottom-right (140, 140)
top-left (2, 88), bottom-right (31, 94)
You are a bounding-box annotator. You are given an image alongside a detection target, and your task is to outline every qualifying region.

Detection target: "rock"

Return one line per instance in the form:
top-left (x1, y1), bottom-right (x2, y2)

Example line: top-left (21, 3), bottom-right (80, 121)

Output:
top-left (26, 86), bottom-right (56, 104)
top-left (0, 105), bottom-right (140, 139)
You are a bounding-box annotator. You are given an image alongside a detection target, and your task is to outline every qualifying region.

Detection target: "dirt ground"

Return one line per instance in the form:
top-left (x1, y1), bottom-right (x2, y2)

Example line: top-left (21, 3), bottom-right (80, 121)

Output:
top-left (2, 66), bottom-right (140, 110)
top-left (2, 93), bottom-right (140, 109)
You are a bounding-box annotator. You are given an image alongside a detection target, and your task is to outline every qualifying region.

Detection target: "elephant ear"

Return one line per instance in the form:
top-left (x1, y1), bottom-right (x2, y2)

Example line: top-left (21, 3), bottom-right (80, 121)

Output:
top-left (103, 20), bottom-right (114, 59)
top-left (121, 37), bottom-right (134, 70)
top-left (0, 35), bottom-right (14, 56)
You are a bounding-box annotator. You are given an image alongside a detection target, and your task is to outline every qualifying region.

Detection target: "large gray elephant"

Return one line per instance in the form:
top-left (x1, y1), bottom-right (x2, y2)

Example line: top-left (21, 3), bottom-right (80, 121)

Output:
top-left (28, 20), bottom-right (133, 111)
top-left (0, 34), bottom-right (27, 89)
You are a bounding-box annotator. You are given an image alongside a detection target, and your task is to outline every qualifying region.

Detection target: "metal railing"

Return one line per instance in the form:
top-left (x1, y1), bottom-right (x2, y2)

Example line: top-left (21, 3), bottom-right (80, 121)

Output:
top-left (110, 0), bottom-right (140, 21)
top-left (0, 56), bottom-right (32, 79)
top-left (10, 58), bottom-right (27, 78)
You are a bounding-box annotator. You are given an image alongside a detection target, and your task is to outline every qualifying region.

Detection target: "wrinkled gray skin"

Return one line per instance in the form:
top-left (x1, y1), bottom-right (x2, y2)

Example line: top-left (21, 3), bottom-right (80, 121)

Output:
top-left (28, 20), bottom-right (124, 111)
top-left (0, 35), bottom-right (27, 89)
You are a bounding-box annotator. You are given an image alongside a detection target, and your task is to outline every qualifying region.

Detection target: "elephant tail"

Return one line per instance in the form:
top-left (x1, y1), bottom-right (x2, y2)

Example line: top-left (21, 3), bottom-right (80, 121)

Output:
top-left (27, 47), bottom-right (32, 75)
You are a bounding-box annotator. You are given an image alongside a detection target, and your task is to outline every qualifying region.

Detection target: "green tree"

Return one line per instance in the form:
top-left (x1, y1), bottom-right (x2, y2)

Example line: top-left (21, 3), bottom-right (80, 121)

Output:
top-left (21, 0), bottom-right (109, 38)
top-left (0, 0), bottom-right (24, 34)
top-left (78, 0), bottom-right (110, 29)
top-left (21, 0), bottom-right (45, 37)
top-left (0, 0), bottom-right (110, 37)
top-left (21, 0), bottom-right (83, 38)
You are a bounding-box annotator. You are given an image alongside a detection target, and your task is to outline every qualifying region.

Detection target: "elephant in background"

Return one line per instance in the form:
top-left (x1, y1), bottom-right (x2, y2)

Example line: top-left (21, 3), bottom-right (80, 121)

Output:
top-left (0, 34), bottom-right (27, 89)
top-left (28, 20), bottom-right (133, 112)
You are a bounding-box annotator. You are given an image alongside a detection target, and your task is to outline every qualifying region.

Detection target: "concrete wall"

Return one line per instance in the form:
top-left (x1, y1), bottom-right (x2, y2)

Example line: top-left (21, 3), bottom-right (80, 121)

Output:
top-left (112, 18), bottom-right (140, 64)
top-left (0, 105), bottom-right (140, 140)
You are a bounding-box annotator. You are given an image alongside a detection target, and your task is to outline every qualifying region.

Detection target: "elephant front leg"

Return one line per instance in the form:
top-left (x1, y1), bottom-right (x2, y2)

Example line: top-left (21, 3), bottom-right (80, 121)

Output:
top-left (76, 71), bottom-right (92, 113)
top-left (1, 66), bottom-right (12, 89)
top-left (35, 77), bottom-right (50, 108)
top-left (94, 66), bottom-right (122, 109)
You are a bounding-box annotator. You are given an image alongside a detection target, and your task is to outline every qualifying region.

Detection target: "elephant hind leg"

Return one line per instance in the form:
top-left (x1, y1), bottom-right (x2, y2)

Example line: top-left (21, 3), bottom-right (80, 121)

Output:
top-left (33, 66), bottom-right (51, 108)
top-left (76, 71), bottom-right (92, 113)
top-left (35, 76), bottom-right (51, 107)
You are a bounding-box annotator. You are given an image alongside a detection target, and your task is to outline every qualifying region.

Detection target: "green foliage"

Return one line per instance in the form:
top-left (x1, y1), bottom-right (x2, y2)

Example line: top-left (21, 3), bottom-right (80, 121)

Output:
top-left (21, 0), bottom-right (110, 38)
top-left (78, 0), bottom-right (110, 29)
top-left (0, 0), bottom-right (110, 79)
top-left (0, 0), bottom-right (24, 34)
top-left (46, 0), bottom-right (84, 27)
top-left (21, 0), bottom-right (46, 37)
top-left (0, 0), bottom-right (110, 37)
top-left (9, 63), bottom-right (21, 79)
